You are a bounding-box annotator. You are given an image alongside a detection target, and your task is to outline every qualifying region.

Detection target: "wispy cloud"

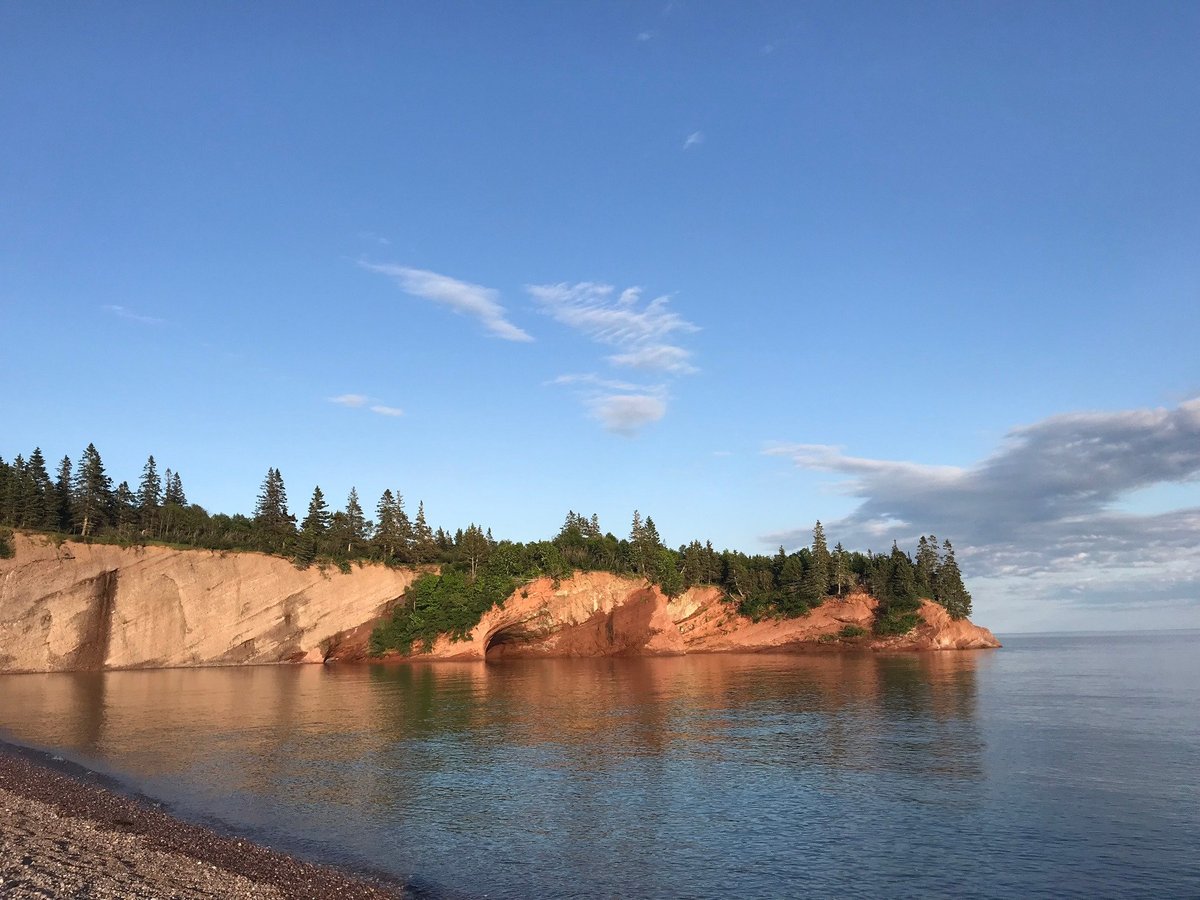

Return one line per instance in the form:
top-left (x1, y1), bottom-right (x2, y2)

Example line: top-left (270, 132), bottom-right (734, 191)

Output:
top-left (549, 373), bottom-right (643, 392)
top-left (592, 393), bottom-right (666, 436)
top-left (528, 283), bottom-right (698, 373)
top-left (683, 131), bottom-right (704, 150)
top-left (361, 263), bottom-right (533, 343)
top-left (329, 394), bottom-right (403, 418)
top-left (357, 231), bottom-right (391, 245)
top-left (764, 399), bottom-right (1200, 620)
top-left (552, 374), bottom-right (667, 436)
top-left (636, 30), bottom-right (655, 42)
top-left (533, 281), bottom-right (699, 433)
top-left (102, 304), bottom-right (164, 325)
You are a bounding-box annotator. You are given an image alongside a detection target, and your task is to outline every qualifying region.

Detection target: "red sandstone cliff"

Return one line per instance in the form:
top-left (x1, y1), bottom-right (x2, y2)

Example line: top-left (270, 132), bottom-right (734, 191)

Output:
top-left (0, 535), bottom-right (998, 674)
top-left (399, 571), bottom-right (999, 662)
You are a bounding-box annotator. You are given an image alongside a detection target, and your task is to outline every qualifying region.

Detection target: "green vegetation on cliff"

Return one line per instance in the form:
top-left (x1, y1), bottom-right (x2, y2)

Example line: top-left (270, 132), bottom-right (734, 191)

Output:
top-left (0, 442), bottom-right (973, 651)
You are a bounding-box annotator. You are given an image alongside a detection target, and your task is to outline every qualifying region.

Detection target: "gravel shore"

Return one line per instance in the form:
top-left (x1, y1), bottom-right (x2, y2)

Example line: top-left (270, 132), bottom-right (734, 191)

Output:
top-left (0, 743), bottom-right (409, 899)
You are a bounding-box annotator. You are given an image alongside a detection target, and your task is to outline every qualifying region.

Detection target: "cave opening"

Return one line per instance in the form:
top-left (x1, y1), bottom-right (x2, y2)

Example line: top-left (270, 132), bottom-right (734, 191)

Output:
top-left (484, 624), bottom-right (535, 659)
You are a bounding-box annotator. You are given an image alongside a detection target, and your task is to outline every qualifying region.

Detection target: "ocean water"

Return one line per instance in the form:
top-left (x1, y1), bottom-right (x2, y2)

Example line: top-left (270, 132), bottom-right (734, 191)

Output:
top-left (0, 633), bottom-right (1197, 898)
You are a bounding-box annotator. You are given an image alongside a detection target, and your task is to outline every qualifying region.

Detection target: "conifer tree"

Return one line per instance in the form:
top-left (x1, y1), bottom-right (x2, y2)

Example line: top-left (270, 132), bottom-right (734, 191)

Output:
top-left (802, 521), bottom-right (830, 605)
top-left (374, 489), bottom-right (400, 561)
top-left (884, 541), bottom-right (918, 609)
top-left (164, 471), bottom-right (186, 506)
top-left (253, 468), bottom-right (294, 552)
top-left (915, 534), bottom-right (939, 598)
top-left (341, 487), bottom-right (366, 556)
top-left (0, 456), bottom-right (9, 524)
top-left (296, 486), bottom-right (330, 567)
top-left (413, 501), bottom-right (435, 562)
top-left (26, 448), bottom-right (55, 529)
top-left (934, 539), bottom-right (972, 620)
top-left (114, 481), bottom-right (137, 531)
top-left (394, 493), bottom-right (414, 561)
top-left (832, 542), bottom-right (851, 597)
top-left (5, 455), bottom-right (26, 526)
top-left (72, 444), bottom-right (112, 538)
top-left (54, 456), bottom-right (73, 532)
top-left (137, 455), bottom-right (162, 531)
top-left (629, 510), bottom-right (645, 574)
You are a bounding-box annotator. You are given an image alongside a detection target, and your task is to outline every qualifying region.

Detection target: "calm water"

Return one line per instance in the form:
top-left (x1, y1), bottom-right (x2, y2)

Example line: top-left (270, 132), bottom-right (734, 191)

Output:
top-left (1, 634), bottom-right (1198, 898)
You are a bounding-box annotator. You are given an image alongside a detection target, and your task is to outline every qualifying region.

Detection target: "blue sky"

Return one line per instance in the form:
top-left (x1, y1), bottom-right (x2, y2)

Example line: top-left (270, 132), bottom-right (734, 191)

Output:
top-left (3, 2), bottom-right (1198, 632)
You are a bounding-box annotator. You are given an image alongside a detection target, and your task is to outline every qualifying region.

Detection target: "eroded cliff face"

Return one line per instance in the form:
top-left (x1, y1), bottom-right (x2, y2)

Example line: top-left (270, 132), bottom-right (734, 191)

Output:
top-left (0, 536), bottom-right (999, 674)
top-left (0, 534), bottom-right (421, 673)
top-left (406, 571), bottom-right (1000, 661)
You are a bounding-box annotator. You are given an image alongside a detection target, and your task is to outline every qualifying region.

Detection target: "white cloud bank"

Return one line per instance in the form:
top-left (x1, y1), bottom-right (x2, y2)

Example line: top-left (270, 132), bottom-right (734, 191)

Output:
top-left (362, 263), bottom-right (533, 343)
top-left (764, 399), bottom-right (1200, 629)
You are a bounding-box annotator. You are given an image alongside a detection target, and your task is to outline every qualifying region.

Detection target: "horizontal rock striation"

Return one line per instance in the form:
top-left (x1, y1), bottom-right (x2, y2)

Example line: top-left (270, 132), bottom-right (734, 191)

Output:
top-left (0, 533), bottom-right (420, 673)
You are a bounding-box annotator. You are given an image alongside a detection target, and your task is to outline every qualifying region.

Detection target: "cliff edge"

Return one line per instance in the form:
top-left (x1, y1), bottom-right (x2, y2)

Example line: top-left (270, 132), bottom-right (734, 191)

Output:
top-left (404, 571), bottom-right (1000, 661)
top-left (0, 533), bottom-right (420, 673)
top-left (0, 535), bottom-right (998, 674)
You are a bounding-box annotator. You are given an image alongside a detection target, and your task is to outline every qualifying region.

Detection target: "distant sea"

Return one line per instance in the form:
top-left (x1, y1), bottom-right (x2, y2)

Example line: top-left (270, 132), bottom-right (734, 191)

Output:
top-left (1, 632), bottom-right (1197, 898)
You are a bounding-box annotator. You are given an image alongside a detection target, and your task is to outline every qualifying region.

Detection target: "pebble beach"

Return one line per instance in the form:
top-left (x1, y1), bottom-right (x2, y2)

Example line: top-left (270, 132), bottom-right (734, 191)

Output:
top-left (0, 743), bottom-right (409, 899)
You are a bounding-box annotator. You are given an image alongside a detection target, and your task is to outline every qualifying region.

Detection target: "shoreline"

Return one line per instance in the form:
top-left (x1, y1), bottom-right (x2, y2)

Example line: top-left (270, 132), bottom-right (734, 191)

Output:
top-left (0, 738), bottom-right (411, 899)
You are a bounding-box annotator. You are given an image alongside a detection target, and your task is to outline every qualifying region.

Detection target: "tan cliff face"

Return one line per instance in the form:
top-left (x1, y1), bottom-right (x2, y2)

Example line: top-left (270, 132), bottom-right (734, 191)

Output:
top-left (0, 533), bottom-right (421, 673)
top-left (0, 535), bottom-right (999, 674)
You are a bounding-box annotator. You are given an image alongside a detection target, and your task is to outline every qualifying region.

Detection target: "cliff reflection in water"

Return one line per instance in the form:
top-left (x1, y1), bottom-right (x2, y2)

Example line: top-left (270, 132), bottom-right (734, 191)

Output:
top-left (0, 653), bottom-right (984, 894)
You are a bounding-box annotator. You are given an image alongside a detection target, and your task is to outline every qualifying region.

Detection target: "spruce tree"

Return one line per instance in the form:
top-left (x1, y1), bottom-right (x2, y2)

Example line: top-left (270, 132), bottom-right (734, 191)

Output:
top-left (915, 534), bottom-right (939, 598)
top-left (164, 471), bottom-right (186, 506)
top-left (802, 521), bottom-right (830, 605)
top-left (253, 468), bottom-right (294, 552)
top-left (296, 486), bottom-right (330, 567)
top-left (629, 510), bottom-right (646, 575)
top-left (137, 455), bottom-right (162, 532)
top-left (374, 489), bottom-right (400, 561)
top-left (72, 444), bottom-right (112, 538)
top-left (884, 541), bottom-right (918, 609)
top-left (342, 487), bottom-right (366, 556)
top-left (26, 448), bottom-right (55, 529)
top-left (934, 539), bottom-right (972, 620)
top-left (413, 501), bottom-right (435, 562)
top-left (54, 456), bottom-right (73, 532)
top-left (832, 542), bottom-right (851, 597)
top-left (114, 481), bottom-right (138, 531)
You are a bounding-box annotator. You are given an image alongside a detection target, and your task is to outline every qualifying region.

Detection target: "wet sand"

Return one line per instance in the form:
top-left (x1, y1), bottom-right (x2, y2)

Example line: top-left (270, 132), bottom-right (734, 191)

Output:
top-left (0, 742), bottom-right (408, 899)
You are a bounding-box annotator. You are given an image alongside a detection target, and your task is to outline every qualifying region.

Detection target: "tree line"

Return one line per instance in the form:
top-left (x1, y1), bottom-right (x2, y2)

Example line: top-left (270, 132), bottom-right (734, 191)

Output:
top-left (0, 442), bottom-right (972, 649)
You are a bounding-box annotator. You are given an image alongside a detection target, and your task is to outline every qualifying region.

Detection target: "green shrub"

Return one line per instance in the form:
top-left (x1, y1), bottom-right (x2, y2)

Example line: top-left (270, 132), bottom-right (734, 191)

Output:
top-left (371, 568), bottom-right (521, 655)
top-left (0, 528), bottom-right (13, 559)
top-left (873, 611), bottom-right (922, 636)
top-left (838, 624), bottom-right (867, 639)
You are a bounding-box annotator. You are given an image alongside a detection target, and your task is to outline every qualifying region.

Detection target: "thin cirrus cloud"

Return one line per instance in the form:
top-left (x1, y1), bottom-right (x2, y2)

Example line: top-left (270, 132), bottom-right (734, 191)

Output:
top-left (763, 398), bottom-right (1200, 617)
top-left (102, 304), bottom-right (164, 325)
top-left (361, 262), bottom-right (533, 343)
top-left (329, 394), bottom-right (403, 418)
top-left (683, 131), bottom-right (704, 150)
top-left (528, 283), bottom-right (699, 374)
top-left (532, 283), bottom-right (700, 435)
